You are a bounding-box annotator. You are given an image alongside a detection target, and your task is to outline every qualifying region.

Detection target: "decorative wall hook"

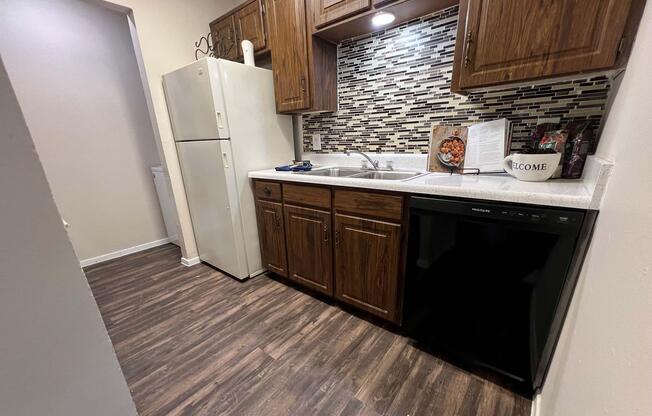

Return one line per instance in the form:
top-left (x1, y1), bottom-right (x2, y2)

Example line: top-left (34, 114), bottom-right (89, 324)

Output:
top-left (194, 33), bottom-right (214, 60)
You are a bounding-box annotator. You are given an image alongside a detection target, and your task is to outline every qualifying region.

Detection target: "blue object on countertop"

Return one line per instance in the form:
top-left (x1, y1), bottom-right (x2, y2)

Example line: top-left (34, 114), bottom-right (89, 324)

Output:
top-left (275, 161), bottom-right (312, 172)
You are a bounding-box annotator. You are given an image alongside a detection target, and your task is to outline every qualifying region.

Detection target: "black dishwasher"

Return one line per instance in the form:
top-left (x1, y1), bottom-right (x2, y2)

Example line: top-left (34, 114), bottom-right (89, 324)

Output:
top-left (403, 196), bottom-right (596, 395)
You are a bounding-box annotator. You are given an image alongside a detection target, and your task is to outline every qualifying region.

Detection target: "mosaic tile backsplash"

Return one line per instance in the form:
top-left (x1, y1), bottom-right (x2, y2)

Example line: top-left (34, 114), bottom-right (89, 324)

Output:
top-left (302, 5), bottom-right (611, 154)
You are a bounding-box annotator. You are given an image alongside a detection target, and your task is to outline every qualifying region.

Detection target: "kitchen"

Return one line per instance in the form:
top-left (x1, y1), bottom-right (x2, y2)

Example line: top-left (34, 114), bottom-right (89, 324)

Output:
top-left (0, 1), bottom-right (651, 416)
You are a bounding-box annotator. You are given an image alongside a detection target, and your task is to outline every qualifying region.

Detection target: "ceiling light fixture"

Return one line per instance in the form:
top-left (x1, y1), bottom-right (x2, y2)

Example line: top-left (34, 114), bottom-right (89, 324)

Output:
top-left (371, 12), bottom-right (395, 27)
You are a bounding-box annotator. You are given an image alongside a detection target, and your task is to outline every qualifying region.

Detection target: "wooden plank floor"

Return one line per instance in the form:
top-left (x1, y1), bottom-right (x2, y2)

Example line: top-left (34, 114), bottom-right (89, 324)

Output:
top-left (85, 244), bottom-right (531, 416)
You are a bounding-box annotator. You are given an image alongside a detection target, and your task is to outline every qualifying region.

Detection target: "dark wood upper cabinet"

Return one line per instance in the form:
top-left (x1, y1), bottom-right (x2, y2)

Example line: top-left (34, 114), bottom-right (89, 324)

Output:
top-left (262, 0), bottom-right (456, 112)
top-left (312, 0), bottom-right (458, 43)
top-left (256, 200), bottom-right (288, 277)
top-left (210, 0), bottom-right (271, 62)
top-left (452, 0), bottom-right (643, 92)
top-left (315, 0), bottom-right (372, 28)
top-left (210, 15), bottom-right (239, 61)
top-left (235, 0), bottom-right (268, 54)
top-left (334, 214), bottom-right (402, 322)
top-left (267, 0), bottom-right (312, 112)
top-left (284, 205), bottom-right (334, 295)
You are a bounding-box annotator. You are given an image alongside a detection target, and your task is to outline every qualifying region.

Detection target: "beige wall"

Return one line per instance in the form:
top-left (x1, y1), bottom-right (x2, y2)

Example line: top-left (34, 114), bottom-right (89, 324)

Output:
top-left (538, 3), bottom-right (652, 415)
top-left (98, 0), bottom-right (244, 262)
top-left (0, 0), bottom-right (167, 262)
top-left (0, 56), bottom-right (137, 416)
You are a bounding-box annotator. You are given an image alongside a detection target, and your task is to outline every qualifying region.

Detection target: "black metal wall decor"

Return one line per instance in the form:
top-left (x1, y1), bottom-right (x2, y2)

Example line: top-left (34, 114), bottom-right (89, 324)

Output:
top-left (194, 33), bottom-right (214, 60)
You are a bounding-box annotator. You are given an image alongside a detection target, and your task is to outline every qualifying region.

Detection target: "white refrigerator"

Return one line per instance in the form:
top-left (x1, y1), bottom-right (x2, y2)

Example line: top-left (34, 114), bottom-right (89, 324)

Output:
top-left (163, 58), bottom-right (294, 280)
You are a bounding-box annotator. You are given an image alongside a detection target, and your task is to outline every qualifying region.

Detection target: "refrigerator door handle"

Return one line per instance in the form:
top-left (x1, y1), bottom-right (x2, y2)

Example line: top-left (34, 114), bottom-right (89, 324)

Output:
top-left (222, 151), bottom-right (229, 168)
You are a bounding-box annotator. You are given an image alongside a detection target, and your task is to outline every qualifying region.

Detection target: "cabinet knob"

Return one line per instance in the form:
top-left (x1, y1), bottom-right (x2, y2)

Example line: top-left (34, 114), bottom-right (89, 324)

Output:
top-left (300, 75), bottom-right (306, 94)
top-left (323, 224), bottom-right (329, 243)
top-left (263, 187), bottom-right (272, 195)
top-left (335, 230), bottom-right (341, 246)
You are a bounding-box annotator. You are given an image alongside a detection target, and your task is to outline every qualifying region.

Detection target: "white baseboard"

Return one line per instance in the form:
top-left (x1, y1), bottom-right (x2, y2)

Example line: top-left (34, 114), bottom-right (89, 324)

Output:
top-left (80, 237), bottom-right (172, 268)
top-left (531, 393), bottom-right (541, 416)
top-left (181, 256), bottom-right (201, 267)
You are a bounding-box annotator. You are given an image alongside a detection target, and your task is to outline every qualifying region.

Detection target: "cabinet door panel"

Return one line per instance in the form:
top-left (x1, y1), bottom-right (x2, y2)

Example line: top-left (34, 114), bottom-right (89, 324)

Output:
top-left (285, 205), bottom-right (333, 295)
top-left (316, 0), bottom-right (371, 28)
top-left (457, 0), bottom-right (632, 89)
top-left (210, 15), bottom-right (239, 61)
top-left (236, 0), bottom-right (267, 55)
top-left (256, 200), bottom-right (288, 276)
top-left (334, 214), bottom-right (401, 322)
top-left (268, 0), bottom-right (311, 112)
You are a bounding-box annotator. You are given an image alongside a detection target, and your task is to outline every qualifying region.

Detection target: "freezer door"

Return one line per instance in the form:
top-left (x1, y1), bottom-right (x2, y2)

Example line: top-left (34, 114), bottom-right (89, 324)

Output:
top-left (176, 140), bottom-right (249, 279)
top-left (163, 58), bottom-right (230, 141)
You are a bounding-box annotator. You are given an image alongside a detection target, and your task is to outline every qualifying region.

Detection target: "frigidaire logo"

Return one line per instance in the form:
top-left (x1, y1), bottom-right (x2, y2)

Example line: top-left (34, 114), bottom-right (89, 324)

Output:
top-left (471, 208), bottom-right (491, 213)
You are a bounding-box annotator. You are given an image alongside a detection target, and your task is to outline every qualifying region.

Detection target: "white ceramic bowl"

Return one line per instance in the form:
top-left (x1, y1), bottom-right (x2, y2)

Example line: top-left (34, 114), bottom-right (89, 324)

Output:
top-left (503, 152), bottom-right (562, 182)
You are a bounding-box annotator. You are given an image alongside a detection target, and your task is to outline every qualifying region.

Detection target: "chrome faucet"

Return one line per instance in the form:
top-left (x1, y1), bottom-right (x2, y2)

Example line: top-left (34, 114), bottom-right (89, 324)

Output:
top-left (345, 149), bottom-right (379, 170)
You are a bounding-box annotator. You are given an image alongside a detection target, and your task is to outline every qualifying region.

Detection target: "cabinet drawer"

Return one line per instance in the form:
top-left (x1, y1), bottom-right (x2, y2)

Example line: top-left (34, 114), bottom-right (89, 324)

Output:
top-left (254, 181), bottom-right (282, 201)
top-left (334, 190), bottom-right (403, 221)
top-left (283, 184), bottom-right (331, 209)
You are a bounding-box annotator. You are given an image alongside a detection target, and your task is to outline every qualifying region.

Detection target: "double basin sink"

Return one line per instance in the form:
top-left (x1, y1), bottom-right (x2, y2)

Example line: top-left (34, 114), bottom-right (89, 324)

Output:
top-left (300, 167), bottom-right (424, 181)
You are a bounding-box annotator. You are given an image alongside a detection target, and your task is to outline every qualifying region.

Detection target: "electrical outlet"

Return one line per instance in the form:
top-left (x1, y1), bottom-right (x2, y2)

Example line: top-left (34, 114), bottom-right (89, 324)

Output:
top-left (312, 134), bottom-right (321, 151)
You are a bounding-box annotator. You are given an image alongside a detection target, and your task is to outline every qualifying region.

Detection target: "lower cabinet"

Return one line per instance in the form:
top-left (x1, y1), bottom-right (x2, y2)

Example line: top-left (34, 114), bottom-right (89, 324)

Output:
top-left (284, 205), bottom-right (333, 295)
top-left (256, 199), bottom-right (288, 277)
top-left (334, 214), bottom-right (402, 322)
top-left (253, 180), bottom-right (404, 323)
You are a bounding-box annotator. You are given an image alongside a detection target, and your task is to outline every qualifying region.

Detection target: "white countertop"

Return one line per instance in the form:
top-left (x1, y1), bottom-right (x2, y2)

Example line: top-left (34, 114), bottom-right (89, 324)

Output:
top-left (248, 154), bottom-right (613, 210)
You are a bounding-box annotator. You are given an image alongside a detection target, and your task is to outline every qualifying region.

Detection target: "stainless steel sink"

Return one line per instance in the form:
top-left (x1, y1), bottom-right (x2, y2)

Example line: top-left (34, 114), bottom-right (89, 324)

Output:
top-left (301, 167), bottom-right (365, 177)
top-left (301, 167), bottom-right (424, 181)
top-left (349, 171), bottom-right (424, 180)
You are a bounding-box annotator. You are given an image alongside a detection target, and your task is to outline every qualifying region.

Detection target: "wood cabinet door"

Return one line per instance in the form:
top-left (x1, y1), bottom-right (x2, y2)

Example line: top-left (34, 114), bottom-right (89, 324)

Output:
top-left (334, 214), bottom-right (401, 322)
top-left (284, 205), bottom-right (333, 295)
top-left (235, 0), bottom-right (267, 55)
top-left (456, 0), bottom-right (633, 89)
top-left (315, 0), bottom-right (371, 28)
top-left (210, 15), bottom-right (239, 61)
top-left (268, 0), bottom-right (311, 112)
top-left (256, 200), bottom-right (288, 277)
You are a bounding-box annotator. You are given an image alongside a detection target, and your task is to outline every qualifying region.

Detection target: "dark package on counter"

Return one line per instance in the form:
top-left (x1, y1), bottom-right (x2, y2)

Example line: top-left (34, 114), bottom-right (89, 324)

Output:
top-left (562, 122), bottom-right (594, 179)
top-left (531, 122), bottom-right (559, 146)
top-left (537, 129), bottom-right (568, 178)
